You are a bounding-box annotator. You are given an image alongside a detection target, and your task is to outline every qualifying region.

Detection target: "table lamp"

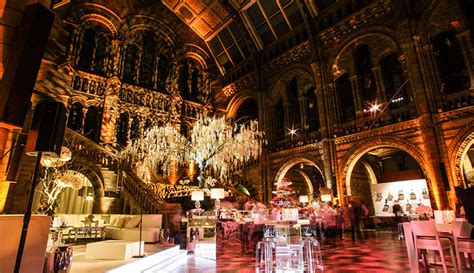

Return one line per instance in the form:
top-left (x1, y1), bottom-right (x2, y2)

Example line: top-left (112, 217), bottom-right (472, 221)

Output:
top-left (211, 188), bottom-right (225, 209)
top-left (191, 190), bottom-right (204, 209)
top-left (299, 195), bottom-right (309, 206)
top-left (321, 194), bottom-right (332, 202)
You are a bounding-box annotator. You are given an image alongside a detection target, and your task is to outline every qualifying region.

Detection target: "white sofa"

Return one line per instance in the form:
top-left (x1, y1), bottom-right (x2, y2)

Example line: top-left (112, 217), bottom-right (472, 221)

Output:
top-left (54, 214), bottom-right (162, 243)
top-left (105, 215), bottom-right (162, 243)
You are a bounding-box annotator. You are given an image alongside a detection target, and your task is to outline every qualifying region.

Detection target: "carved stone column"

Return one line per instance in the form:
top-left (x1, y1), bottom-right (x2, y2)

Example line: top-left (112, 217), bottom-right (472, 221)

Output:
top-left (72, 29), bottom-right (84, 66)
top-left (187, 62), bottom-right (193, 97)
top-left (349, 75), bottom-right (363, 118)
top-left (66, 26), bottom-right (80, 61)
top-left (135, 50), bottom-right (143, 85)
top-left (372, 66), bottom-right (386, 102)
top-left (298, 97), bottom-right (307, 133)
top-left (111, 39), bottom-right (122, 77)
top-left (422, 44), bottom-right (444, 111)
top-left (456, 32), bottom-right (474, 89)
top-left (404, 36), bottom-right (449, 209)
top-left (328, 83), bottom-right (341, 126)
top-left (311, 63), bottom-right (335, 192)
top-left (118, 43), bottom-right (127, 78)
top-left (153, 55), bottom-right (160, 90)
top-left (101, 77), bottom-right (121, 143)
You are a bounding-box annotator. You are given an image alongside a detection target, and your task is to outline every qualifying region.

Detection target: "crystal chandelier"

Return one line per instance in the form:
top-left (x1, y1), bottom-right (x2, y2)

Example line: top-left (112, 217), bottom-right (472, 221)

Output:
top-left (123, 114), bottom-right (266, 188)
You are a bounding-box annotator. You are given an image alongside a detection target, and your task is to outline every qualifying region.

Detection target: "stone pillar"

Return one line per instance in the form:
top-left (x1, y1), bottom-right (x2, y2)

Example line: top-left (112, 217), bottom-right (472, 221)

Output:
top-left (349, 75), bottom-right (363, 118)
top-left (153, 55), bottom-right (160, 90)
top-left (328, 83), bottom-right (343, 132)
top-left (111, 40), bottom-right (121, 76)
top-left (422, 44), bottom-right (444, 111)
top-left (298, 97), bottom-right (307, 133)
top-left (65, 25), bottom-right (79, 61)
top-left (372, 66), bottom-right (386, 102)
top-left (101, 77), bottom-right (121, 143)
top-left (404, 36), bottom-right (449, 209)
top-left (135, 50), bottom-right (142, 85)
top-left (311, 63), bottom-right (336, 194)
top-left (456, 32), bottom-right (474, 89)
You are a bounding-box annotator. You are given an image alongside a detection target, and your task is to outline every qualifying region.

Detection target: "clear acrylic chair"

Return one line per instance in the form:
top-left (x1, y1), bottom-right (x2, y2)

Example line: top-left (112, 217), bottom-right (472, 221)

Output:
top-left (302, 236), bottom-right (324, 272)
top-left (411, 220), bottom-right (458, 273)
top-left (256, 224), bottom-right (277, 272)
top-left (452, 220), bottom-right (473, 270)
top-left (256, 239), bottom-right (275, 273)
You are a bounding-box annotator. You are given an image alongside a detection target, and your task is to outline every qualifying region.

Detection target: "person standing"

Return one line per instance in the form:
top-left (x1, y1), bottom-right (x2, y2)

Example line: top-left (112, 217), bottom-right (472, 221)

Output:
top-left (348, 201), bottom-right (362, 240)
top-left (334, 204), bottom-right (345, 240)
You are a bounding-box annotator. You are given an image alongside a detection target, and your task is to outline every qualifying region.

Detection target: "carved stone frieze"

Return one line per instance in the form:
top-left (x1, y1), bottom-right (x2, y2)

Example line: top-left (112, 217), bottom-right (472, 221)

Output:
top-left (319, 0), bottom-right (392, 46)
top-left (265, 42), bottom-right (311, 73)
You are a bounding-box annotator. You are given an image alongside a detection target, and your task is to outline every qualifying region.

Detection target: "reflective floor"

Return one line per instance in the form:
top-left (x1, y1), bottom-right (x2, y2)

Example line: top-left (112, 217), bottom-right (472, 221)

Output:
top-left (166, 230), bottom-right (410, 273)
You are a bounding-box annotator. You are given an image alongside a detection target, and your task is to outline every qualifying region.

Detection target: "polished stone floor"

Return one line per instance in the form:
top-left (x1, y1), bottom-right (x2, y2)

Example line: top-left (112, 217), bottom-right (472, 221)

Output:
top-left (166, 230), bottom-right (411, 273)
top-left (69, 230), bottom-right (413, 272)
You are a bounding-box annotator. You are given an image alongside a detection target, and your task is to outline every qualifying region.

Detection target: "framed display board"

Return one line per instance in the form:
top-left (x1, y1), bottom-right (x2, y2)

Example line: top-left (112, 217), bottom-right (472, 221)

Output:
top-left (371, 179), bottom-right (431, 216)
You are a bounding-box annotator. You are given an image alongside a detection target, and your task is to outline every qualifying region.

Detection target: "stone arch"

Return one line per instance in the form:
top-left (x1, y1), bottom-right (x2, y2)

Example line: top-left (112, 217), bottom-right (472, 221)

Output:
top-left (339, 136), bottom-right (429, 197)
top-left (329, 27), bottom-right (401, 77)
top-left (269, 65), bottom-right (315, 100)
top-left (79, 14), bottom-right (118, 37)
top-left (273, 156), bottom-right (325, 186)
top-left (450, 125), bottom-right (474, 187)
top-left (419, 0), bottom-right (467, 42)
top-left (182, 43), bottom-right (211, 70)
top-left (71, 3), bottom-right (122, 36)
top-left (64, 156), bottom-right (107, 213)
top-left (293, 169), bottom-right (314, 196)
top-left (226, 89), bottom-right (258, 119)
top-left (119, 15), bottom-right (176, 47)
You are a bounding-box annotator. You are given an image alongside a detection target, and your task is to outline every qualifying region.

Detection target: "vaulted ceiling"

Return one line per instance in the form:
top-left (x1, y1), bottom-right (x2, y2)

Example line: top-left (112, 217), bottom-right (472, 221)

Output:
top-left (161, 0), bottom-right (339, 74)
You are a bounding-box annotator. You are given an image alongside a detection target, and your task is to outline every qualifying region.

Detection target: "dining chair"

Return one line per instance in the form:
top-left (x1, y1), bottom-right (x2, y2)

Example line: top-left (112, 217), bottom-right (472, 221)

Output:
top-left (410, 220), bottom-right (458, 273)
top-left (452, 220), bottom-right (473, 270)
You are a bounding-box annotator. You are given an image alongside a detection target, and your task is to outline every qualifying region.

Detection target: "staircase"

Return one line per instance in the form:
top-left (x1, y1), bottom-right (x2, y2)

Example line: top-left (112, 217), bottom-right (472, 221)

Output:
top-left (64, 129), bottom-right (174, 213)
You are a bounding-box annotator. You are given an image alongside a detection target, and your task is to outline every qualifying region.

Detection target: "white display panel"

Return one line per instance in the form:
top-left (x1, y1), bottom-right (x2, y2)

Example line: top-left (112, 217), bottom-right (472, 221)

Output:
top-left (371, 179), bottom-right (431, 216)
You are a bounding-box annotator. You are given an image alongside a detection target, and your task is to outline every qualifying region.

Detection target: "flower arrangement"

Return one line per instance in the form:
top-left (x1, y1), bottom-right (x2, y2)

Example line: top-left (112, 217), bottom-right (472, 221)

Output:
top-left (416, 204), bottom-right (433, 220)
top-left (270, 178), bottom-right (299, 209)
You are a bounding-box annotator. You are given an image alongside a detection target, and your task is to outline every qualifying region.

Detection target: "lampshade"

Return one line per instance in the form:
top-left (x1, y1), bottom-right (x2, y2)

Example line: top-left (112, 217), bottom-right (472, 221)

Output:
top-left (210, 188), bottom-right (225, 199)
top-left (191, 190), bottom-right (204, 201)
top-left (321, 194), bottom-right (332, 202)
top-left (299, 195), bottom-right (309, 203)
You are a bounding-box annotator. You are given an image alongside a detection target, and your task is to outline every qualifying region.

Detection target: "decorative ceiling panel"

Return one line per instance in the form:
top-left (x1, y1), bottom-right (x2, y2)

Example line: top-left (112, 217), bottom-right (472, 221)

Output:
top-left (162, 0), bottom-right (233, 40)
top-left (192, 19), bottom-right (213, 37)
top-left (185, 0), bottom-right (206, 14)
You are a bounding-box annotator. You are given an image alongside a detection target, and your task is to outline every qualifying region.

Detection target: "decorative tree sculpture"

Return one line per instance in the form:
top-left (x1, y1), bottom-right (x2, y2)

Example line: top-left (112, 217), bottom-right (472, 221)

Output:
top-left (123, 115), bottom-right (266, 188)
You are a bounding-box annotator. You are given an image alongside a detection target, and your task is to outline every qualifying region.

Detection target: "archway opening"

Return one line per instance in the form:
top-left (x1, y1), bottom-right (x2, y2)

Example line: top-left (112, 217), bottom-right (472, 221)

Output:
top-left (235, 97), bottom-right (258, 123)
top-left (347, 147), bottom-right (430, 216)
top-left (275, 159), bottom-right (325, 201)
top-left (83, 106), bottom-right (100, 142)
top-left (433, 31), bottom-right (470, 94)
top-left (460, 140), bottom-right (474, 188)
top-left (33, 170), bottom-right (96, 215)
top-left (67, 102), bottom-right (83, 132)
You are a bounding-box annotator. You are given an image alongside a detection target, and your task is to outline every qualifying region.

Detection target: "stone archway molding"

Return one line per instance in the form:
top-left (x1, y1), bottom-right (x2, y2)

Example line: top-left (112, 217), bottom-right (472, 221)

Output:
top-left (449, 125), bottom-right (474, 187)
top-left (294, 169), bottom-right (314, 196)
top-left (273, 156), bottom-right (325, 188)
top-left (339, 136), bottom-right (429, 197)
top-left (225, 90), bottom-right (258, 119)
